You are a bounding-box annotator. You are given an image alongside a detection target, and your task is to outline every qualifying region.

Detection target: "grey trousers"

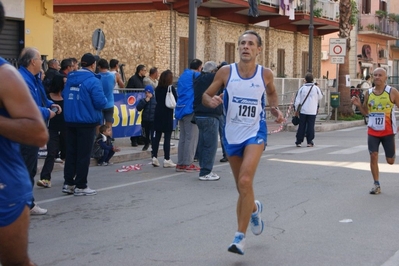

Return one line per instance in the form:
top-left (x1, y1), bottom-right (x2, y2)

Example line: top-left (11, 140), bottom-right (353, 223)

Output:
top-left (177, 113), bottom-right (199, 166)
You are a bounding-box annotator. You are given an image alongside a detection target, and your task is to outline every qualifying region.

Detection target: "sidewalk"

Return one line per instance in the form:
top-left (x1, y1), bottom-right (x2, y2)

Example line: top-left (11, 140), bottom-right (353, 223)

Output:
top-left (37, 118), bottom-right (366, 174)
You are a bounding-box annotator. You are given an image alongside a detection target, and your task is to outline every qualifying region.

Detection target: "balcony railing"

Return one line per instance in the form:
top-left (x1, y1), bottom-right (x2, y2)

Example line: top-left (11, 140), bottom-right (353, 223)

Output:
top-left (359, 14), bottom-right (399, 39)
top-left (260, 0), bottom-right (339, 21)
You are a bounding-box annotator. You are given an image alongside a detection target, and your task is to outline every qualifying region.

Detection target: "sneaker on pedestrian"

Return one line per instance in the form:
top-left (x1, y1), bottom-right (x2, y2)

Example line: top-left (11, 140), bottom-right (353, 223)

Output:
top-left (370, 184), bottom-right (381, 195)
top-left (105, 162), bottom-right (113, 165)
top-left (194, 157), bottom-right (198, 162)
top-left (296, 143), bottom-right (301, 147)
top-left (62, 184), bottom-right (75, 194)
top-left (97, 162), bottom-right (108, 166)
top-left (250, 200), bottom-right (264, 235)
top-left (307, 142), bottom-right (314, 147)
top-left (30, 204), bottom-right (47, 215)
top-left (152, 157), bottom-right (160, 167)
top-left (185, 164), bottom-right (200, 172)
top-left (176, 164), bottom-right (186, 172)
top-left (37, 179), bottom-right (51, 188)
top-left (220, 157), bottom-right (228, 163)
top-left (142, 144), bottom-right (149, 151)
top-left (199, 172), bottom-right (220, 181)
top-left (227, 232), bottom-right (245, 255)
top-left (74, 187), bottom-right (97, 196)
top-left (55, 158), bottom-right (64, 163)
top-left (163, 159), bottom-right (176, 168)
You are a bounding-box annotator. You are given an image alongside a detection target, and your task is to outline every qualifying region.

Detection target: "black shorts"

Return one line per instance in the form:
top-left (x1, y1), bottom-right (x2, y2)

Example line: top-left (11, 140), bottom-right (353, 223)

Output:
top-left (368, 134), bottom-right (396, 158)
top-left (102, 107), bottom-right (114, 123)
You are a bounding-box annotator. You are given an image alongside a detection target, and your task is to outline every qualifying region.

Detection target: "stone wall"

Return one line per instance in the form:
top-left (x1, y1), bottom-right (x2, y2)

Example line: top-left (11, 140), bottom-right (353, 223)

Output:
top-left (54, 10), bottom-right (319, 80)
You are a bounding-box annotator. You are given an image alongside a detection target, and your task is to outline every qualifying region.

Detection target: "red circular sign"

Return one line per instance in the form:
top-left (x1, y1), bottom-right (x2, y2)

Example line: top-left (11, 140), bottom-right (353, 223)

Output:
top-left (333, 45), bottom-right (342, 55)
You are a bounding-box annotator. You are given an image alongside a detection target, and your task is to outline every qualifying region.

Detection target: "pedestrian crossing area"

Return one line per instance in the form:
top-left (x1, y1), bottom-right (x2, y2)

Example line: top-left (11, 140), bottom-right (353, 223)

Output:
top-left (264, 144), bottom-right (374, 155)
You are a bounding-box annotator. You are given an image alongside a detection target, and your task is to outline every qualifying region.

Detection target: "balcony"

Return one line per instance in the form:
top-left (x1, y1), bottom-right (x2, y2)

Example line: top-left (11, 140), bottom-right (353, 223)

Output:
top-left (358, 15), bottom-right (399, 40)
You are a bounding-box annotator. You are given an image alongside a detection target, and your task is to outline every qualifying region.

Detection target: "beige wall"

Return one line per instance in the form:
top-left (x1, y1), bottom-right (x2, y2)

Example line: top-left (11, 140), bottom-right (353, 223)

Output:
top-left (25, 0), bottom-right (54, 58)
top-left (53, 9), bottom-right (319, 79)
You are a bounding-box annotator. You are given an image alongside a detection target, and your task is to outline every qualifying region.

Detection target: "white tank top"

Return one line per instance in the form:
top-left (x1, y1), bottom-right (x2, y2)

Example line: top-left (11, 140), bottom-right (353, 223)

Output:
top-left (110, 70), bottom-right (120, 94)
top-left (223, 63), bottom-right (266, 144)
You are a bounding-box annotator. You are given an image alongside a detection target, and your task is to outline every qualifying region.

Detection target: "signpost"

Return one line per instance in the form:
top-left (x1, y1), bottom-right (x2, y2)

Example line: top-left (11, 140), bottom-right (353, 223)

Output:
top-left (92, 28), bottom-right (105, 55)
top-left (329, 38), bottom-right (346, 122)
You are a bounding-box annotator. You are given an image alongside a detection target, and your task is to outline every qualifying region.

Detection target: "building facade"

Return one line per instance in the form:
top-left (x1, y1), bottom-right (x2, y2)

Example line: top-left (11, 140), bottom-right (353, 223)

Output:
top-left (53, 0), bottom-right (339, 80)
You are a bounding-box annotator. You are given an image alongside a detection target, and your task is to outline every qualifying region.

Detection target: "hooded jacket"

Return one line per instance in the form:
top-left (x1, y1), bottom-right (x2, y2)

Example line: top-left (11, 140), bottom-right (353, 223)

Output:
top-left (18, 66), bottom-right (53, 122)
top-left (175, 69), bottom-right (200, 120)
top-left (63, 68), bottom-right (107, 126)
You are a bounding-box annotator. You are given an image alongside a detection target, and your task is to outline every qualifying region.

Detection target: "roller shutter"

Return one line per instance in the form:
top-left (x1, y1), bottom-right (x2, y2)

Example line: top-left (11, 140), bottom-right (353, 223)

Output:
top-left (0, 19), bottom-right (24, 67)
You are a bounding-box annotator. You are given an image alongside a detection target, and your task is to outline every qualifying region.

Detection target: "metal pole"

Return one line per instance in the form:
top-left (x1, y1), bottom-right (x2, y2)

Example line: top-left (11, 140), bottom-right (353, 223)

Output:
top-left (307, 0), bottom-right (314, 73)
top-left (188, 0), bottom-right (198, 65)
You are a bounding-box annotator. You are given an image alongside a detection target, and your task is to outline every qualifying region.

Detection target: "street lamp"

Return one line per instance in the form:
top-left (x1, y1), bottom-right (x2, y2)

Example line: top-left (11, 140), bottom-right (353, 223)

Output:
top-left (308, 0), bottom-right (314, 74)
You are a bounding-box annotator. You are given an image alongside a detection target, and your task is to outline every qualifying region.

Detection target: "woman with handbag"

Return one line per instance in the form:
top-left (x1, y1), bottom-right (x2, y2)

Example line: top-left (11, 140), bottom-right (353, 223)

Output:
top-left (151, 70), bottom-right (178, 168)
top-left (294, 73), bottom-right (323, 147)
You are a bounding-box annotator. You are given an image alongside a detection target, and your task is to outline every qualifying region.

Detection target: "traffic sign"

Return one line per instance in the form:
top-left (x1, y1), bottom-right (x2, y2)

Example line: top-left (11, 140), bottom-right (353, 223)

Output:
top-left (331, 56), bottom-right (344, 64)
top-left (329, 38), bottom-right (346, 57)
top-left (92, 28), bottom-right (105, 52)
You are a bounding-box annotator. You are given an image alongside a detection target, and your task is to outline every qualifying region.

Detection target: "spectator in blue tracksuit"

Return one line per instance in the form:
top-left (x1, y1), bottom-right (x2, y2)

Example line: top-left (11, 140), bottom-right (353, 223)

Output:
top-left (175, 59), bottom-right (202, 171)
top-left (18, 47), bottom-right (61, 215)
top-left (62, 53), bottom-right (107, 196)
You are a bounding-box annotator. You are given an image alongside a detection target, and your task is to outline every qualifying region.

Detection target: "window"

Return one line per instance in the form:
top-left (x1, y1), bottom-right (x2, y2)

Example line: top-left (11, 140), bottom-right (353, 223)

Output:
top-left (362, 0), bottom-right (370, 14)
top-left (179, 37), bottom-right (189, 75)
top-left (277, 49), bottom-right (285, 77)
top-left (225, 42), bottom-right (235, 63)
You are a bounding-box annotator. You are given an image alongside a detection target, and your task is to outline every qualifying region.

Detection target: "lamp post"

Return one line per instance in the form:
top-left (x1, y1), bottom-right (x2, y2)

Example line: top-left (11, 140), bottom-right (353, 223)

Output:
top-left (308, 0), bottom-right (314, 74)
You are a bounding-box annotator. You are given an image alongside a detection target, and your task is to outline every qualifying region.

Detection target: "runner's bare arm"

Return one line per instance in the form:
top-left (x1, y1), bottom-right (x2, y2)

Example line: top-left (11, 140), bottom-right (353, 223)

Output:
top-left (116, 72), bottom-right (125, 88)
top-left (0, 64), bottom-right (48, 146)
top-left (202, 66), bottom-right (229, 108)
top-left (263, 68), bottom-right (284, 122)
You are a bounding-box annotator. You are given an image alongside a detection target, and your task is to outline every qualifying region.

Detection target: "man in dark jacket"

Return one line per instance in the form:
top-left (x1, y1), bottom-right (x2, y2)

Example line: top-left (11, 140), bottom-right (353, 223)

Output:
top-left (136, 85), bottom-right (156, 151)
top-left (43, 58), bottom-right (60, 92)
top-left (193, 61), bottom-right (222, 181)
top-left (62, 53), bottom-right (107, 196)
top-left (127, 64), bottom-right (146, 146)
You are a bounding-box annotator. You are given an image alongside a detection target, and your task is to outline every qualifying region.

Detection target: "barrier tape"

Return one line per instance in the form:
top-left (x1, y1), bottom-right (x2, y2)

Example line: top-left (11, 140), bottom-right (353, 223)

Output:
top-left (268, 93), bottom-right (296, 134)
top-left (116, 164), bottom-right (142, 172)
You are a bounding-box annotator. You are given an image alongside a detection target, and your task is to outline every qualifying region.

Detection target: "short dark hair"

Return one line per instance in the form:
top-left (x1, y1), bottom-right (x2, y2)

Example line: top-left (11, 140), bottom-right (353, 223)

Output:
top-left (149, 67), bottom-right (158, 75)
top-left (60, 58), bottom-right (73, 71)
top-left (49, 74), bottom-right (65, 93)
top-left (239, 30), bottom-right (262, 47)
top-left (135, 64), bottom-right (145, 75)
top-left (99, 124), bottom-right (109, 134)
top-left (365, 74), bottom-right (370, 80)
top-left (189, 59), bottom-right (202, 70)
top-left (109, 59), bottom-right (119, 68)
top-left (158, 69), bottom-right (173, 87)
top-left (305, 72), bottom-right (314, 83)
top-left (98, 58), bottom-right (109, 69)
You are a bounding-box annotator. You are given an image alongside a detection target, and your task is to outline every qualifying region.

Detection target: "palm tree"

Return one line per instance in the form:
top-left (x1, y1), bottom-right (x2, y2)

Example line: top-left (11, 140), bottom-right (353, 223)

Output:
top-left (337, 0), bottom-right (353, 117)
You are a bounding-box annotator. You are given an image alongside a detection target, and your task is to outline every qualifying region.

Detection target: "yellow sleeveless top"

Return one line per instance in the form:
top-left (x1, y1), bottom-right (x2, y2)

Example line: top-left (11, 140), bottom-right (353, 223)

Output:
top-left (367, 86), bottom-right (397, 137)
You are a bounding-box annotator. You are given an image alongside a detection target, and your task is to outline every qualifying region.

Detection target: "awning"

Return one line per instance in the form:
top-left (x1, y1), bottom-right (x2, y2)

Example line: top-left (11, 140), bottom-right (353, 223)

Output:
top-left (359, 62), bottom-right (373, 68)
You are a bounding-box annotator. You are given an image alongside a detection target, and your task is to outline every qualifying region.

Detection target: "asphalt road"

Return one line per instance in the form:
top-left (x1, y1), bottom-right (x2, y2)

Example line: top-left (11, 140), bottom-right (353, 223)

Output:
top-left (29, 125), bottom-right (399, 266)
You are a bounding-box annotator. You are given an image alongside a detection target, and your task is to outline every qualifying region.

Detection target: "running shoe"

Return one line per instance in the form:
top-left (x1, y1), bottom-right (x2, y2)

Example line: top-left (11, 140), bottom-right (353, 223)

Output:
top-left (163, 159), bottom-right (176, 168)
top-left (250, 200), bottom-right (264, 235)
top-left (185, 164), bottom-right (200, 172)
top-left (152, 157), bottom-right (160, 167)
top-left (228, 232), bottom-right (245, 255)
top-left (37, 179), bottom-right (51, 188)
top-left (62, 184), bottom-right (75, 194)
top-left (199, 172), bottom-right (220, 181)
top-left (30, 204), bottom-right (47, 215)
top-left (370, 184), bottom-right (381, 195)
top-left (74, 187), bottom-right (97, 196)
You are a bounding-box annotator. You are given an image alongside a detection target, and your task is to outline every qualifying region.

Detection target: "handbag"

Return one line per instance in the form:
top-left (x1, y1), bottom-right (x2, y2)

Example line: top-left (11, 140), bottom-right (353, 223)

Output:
top-left (292, 85), bottom-right (314, 126)
top-left (91, 140), bottom-right (104, 159)
top-left (291, 116), bottom-right (300, 126)
top-left (165, 85), bottom-right (176, 109)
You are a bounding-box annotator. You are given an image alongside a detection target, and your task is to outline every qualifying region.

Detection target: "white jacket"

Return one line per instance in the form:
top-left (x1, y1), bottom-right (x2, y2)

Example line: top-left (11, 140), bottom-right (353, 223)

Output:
top-left (294, 83), bottom-right (323, 115)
